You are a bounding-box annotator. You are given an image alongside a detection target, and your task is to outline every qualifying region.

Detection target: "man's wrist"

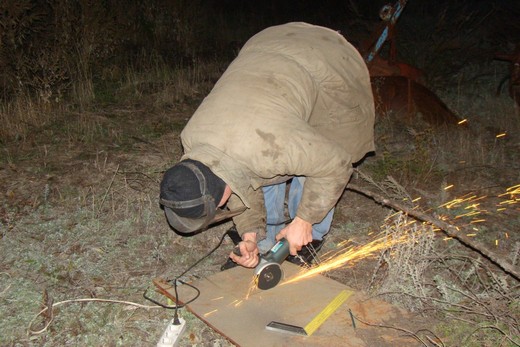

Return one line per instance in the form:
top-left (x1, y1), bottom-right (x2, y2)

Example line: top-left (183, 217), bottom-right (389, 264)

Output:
top-left (293, 216), bottom-right (312, 227)
top-left (242, 232), bottom-right (257, 243)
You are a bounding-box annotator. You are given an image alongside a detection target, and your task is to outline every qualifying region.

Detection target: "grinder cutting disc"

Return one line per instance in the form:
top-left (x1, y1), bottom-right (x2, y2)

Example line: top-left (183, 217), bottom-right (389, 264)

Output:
top-left (256, 263), bottom-right (282, 290)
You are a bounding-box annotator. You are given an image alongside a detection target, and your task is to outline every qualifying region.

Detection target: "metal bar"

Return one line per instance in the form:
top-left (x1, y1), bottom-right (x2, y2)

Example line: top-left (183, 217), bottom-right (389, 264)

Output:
top-left (366, 0), bottom-right (408, 62)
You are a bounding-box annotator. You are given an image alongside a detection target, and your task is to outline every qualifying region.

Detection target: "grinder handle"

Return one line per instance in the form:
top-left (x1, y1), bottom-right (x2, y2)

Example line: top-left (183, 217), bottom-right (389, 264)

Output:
top-left (232, 245), bottom-right (242, 256)
top-left (232, 243), bottom-right (261, 268)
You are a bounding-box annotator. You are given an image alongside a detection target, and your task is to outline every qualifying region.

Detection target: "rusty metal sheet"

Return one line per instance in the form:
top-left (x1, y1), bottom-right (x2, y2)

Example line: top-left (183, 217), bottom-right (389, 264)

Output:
top-left (154, 263), bottom-right (409, 346)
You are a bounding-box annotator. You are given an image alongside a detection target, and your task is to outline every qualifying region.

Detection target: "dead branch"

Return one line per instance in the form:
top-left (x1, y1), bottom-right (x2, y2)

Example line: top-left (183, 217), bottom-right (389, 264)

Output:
top-left (350, 311), bottom-right (442, 347)
top-left (346, 183), bottom-right (520, 282)
top-left (96, 164), bottom-right (120, 217)
top-left (463, 325), bottom-right (520, 347)
top-left (0, 272), bottom-right (12, 296)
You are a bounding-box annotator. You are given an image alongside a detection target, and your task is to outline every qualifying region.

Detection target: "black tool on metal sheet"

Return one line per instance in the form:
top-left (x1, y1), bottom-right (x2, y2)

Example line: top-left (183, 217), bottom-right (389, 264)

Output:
top-left (233, 238), bottom-right (291, 290)
top-left (265, 321), bottom-right (307, 336)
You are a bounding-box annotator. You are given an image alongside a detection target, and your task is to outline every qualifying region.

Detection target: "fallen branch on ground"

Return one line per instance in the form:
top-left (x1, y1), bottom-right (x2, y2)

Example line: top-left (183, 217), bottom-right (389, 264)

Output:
top-left (350, 310), bottom-right (445, 347)
top-left (346, 183), bottom-right (520, 281)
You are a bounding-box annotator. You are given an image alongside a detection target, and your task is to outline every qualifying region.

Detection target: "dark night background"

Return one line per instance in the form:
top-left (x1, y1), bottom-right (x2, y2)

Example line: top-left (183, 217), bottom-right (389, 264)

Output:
top-left (1, 0), bottom-right (519, 102)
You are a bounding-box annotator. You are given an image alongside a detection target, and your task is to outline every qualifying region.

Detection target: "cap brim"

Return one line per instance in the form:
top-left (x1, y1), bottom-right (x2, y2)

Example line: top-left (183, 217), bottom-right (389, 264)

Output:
top-left (164, 206), bottom-right (247, 234)
top-left (164, 207), bottom-right (210, 234)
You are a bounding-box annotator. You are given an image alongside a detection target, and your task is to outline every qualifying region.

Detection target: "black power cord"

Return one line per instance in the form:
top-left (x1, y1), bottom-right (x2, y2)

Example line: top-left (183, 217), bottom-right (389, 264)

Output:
top-left (143, 228), bottom-right (233, 323)
top-left (145, 218), bottom-right (293, 323)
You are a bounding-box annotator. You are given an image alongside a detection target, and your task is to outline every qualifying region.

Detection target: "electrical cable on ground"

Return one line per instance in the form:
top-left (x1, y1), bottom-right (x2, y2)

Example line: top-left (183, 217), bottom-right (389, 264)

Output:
top-left (146, 217), bottom-right (296, 324)
top-left (27, 229), bottom-right (233, 336)
top-left (143, 228), bottom-right (234, 324)
top-left (27, 298), bottom-right (162, 336)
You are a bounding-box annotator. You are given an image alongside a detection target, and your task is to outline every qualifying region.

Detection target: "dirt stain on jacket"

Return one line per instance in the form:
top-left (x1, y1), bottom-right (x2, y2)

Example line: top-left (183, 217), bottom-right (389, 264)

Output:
top-left (256, 129), bottom-right (281, 160)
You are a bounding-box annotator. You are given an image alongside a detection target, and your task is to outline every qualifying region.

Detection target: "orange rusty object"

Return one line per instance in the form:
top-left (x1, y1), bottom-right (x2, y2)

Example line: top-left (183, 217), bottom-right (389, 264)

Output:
top-left (361, 1), bottom-right (463, 126)
top-left (367, 58), bottom-right (463, 126)
top-left (368, 56), bottom-right (422, 118)
top-left (367, 55), bottom-right (423, 82)
top-left (371, 75), bottom-right (463, 126)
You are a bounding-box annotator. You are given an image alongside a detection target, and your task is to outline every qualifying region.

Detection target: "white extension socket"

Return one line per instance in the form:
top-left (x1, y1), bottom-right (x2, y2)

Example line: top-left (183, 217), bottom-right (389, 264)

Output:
top-left (156, 317), bottom-right (187, 347)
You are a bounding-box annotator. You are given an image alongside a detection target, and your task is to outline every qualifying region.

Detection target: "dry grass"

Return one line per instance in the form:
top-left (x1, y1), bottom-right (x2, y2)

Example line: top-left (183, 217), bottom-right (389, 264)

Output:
top-left (366, 211), bottom-right (519, 346)
top-left (0, 97), bottom-right (56, 144)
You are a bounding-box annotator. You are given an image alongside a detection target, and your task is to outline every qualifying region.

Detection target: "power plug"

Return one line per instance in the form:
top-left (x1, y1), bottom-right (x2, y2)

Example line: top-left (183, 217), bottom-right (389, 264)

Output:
top-left (156, 317), bottom-right (187, 347)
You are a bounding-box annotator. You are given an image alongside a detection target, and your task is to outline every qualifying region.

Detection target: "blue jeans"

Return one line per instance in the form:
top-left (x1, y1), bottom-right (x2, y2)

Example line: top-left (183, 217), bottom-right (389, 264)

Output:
top-left (257, 177), bottom-right (334, 253)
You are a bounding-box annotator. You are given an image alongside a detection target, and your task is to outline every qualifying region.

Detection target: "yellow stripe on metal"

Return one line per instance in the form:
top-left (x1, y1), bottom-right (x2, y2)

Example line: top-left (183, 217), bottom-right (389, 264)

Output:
top-left (304, 289), bottom-right (353, 336)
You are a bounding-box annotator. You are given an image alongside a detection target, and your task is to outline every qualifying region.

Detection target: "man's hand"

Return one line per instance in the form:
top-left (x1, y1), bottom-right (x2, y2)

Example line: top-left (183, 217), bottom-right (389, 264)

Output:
top-left (276, 217), bottom-right (313, 255)
top-left (229, 232), bottom-right (259, 268)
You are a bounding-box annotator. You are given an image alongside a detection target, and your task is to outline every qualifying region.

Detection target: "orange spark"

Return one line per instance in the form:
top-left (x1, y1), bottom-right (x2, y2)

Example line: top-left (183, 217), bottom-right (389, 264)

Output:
top-left (245, 277), bottom-right (258, 299)
top-left (282, 233), bottom-right (411, 285)
top-left (469, 219), bottom-right (486, 224)
top-left (439, 194), bottom-right (488, 210)
top-left (204, 309), bottom-right (218, 317)
top-left (499, 184), bottom-right (520, 197)
top-left (455, 211), bottom-right (481, 219)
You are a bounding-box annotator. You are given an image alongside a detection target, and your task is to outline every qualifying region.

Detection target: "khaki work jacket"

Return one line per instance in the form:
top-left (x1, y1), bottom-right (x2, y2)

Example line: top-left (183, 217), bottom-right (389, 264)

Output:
top-left (181, 22), bottom-right (375, 236)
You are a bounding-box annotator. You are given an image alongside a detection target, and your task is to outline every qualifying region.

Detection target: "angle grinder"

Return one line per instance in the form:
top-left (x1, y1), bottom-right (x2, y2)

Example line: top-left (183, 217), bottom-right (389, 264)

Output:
top-left (233, 238), bottom-right (291, 290)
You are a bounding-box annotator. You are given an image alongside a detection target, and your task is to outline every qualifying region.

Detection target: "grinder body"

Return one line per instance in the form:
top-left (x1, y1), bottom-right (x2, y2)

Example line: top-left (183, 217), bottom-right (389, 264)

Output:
top-left (254, 238), bottom-right (290, 290)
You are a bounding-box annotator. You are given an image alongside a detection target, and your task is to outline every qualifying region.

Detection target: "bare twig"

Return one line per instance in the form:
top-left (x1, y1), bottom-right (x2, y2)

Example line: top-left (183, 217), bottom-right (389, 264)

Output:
top-left (462, 325), bottom-right (520, 347)
top-left (416, 330), bottom-right (446, 347)
top-left (351, 312), bottom-right (440, 347)
top-left (41, 289), bottom-right (54, 333)
top-left (97, 164), bottom-right (120, 217)
top-left (431, 254), bottom-right (515, 300)
top-left (346, 182), bottom-right (520, 281)
top-left (376, 290), bottom-right (495, 319)
top-left (0, 272), bottom-right (12, 296)
top-left (443, 284), bottom-right (498, 323)
top-left (378, 287), bottom-right (519, 340)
